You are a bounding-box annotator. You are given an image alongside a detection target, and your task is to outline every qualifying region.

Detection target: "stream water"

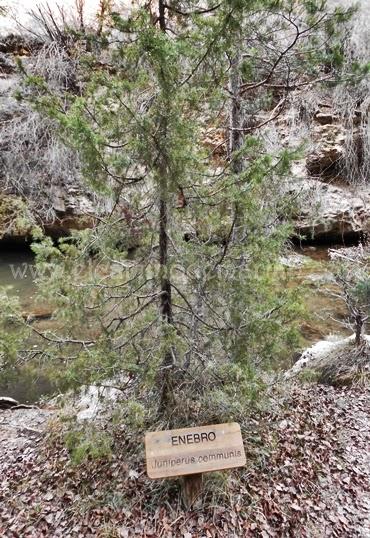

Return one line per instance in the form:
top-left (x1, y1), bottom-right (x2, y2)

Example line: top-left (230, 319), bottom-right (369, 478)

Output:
top-left (286, 245), bottom-right (351, 343)
top-left (0, 243), bottom-right (352, 403)
top-left (0, 246), bottom-right (57, 403)
top-left (0, 247), bottom-right (36, 303)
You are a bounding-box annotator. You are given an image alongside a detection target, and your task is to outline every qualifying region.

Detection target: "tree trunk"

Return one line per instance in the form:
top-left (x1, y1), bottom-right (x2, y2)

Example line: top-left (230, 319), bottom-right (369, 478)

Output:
top-left (181, 473), bottom-right (203, 508)
top-left (228, 49), bottom-right (246, 344)
top-left (355, 313), bottom-right (364, 347)
top-left (159, 189), bottom-right (175, 412)
top-left (228, 49), bottom-right (245, 245)
top-left (158, 0), bottom-right (166, 31)
top-left (228, 52), bottom-right (244, 171)
top-left (157, 0), bottom-right (175, 414)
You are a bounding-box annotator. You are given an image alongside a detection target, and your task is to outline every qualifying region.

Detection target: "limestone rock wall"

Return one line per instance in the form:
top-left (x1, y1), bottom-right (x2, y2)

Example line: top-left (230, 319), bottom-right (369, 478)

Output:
top-left (0, 34), bottom-right (97, 241)
top-left (1, 31), bottom-right (370, 244)
top-left (289, 96), bottom-right (370, 242)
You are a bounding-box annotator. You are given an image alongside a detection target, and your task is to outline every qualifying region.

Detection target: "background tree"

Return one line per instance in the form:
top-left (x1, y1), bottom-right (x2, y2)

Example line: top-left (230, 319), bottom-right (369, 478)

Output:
top-left (329, 245), bottom-right (370, 346)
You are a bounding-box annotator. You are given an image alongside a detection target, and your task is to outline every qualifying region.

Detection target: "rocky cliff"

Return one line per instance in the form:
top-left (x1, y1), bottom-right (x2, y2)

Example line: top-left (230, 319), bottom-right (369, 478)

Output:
top-left (0, 30), bottom-right (369, 245)
top-left (0, 34), bottom-right (97, 242)
top-left (289, 95), bottom-right (370, 243)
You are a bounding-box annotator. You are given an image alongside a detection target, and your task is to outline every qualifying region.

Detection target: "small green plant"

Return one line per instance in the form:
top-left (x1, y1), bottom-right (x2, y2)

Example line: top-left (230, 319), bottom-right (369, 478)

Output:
top-left (104, 491), bottom-right (129, 511)
top-left (65, 427), bottom-right (113, 465)
top-left (298, 368), bottom-right (321, 383)
top-left (203, 471), bottom-right (230, 505)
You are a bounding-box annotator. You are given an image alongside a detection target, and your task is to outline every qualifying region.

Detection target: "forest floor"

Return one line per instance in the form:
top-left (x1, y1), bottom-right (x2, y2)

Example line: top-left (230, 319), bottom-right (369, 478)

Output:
top-left (0, 382), bottom-right (369, 537)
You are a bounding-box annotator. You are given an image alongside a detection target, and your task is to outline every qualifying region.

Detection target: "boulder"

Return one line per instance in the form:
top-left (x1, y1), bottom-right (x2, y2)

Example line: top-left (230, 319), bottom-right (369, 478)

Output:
top-left (0, 52), bottom-right (15, 74)
top-left (290, 177), bottom-right (370, 241)
top-left (285, 334), bottom-right (370, 386)
top-left (75, 385), bottom-right (123, 421)
top-left (279, 253), bottom-right (310, 268)
top-left (306, 121), bottom-right (362, 178)
top-left (314, 111), bottom-right (338, 125)
top-left (306, 124), bottom-right (346, 176)
top-left (0, 193), bottom-right (95, 242)
top-left (0, 34), bottom-right (42, 55)
top-left (0, 397), bottom-right (19, 410)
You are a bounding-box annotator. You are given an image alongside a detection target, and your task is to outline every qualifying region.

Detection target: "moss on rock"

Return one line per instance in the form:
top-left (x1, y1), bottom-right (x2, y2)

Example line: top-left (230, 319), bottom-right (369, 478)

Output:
top-left (0, 195), bottom-right (33, 240)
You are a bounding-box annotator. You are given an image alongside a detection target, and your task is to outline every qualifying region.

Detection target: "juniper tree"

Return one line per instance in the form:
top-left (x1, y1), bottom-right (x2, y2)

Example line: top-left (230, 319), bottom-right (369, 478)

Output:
top-left (11, 0), bottom-right (358, 425)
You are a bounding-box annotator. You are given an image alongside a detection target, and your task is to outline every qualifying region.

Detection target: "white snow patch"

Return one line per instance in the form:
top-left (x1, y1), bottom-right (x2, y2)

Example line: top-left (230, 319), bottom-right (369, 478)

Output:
top-left (286, 334), bottom-right (370, 379)
top-left (280, 254), bottom-right (309, 268)
top-left (75, 384), bottom-right (123, 421)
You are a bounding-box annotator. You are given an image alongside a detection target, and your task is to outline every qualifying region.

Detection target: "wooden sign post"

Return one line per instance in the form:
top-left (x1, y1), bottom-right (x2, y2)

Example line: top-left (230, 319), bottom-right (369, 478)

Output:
top-left (145, 422), bottom-right (246, 507)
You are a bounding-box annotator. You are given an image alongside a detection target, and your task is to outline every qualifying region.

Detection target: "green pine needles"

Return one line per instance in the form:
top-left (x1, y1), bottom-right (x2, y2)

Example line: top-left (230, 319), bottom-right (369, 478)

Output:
top-left (11, 0), bottom-right (357, 427)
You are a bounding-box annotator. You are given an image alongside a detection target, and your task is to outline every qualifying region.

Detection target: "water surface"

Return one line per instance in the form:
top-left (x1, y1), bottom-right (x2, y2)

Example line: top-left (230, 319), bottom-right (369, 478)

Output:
top-left (0, 246), bottom-right (56, 403)
top-left (0, 243), bottom-right (352, 403)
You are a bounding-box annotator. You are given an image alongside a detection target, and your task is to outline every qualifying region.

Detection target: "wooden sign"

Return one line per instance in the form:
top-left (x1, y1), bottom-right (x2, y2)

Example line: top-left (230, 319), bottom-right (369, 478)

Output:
top-left (145, 422), bottom-right (246, 479)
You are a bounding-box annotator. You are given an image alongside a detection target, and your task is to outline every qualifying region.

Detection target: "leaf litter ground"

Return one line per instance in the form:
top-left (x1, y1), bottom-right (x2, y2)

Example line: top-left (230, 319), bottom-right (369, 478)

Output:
top-left (0, 382), bottom-right (369, 537)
